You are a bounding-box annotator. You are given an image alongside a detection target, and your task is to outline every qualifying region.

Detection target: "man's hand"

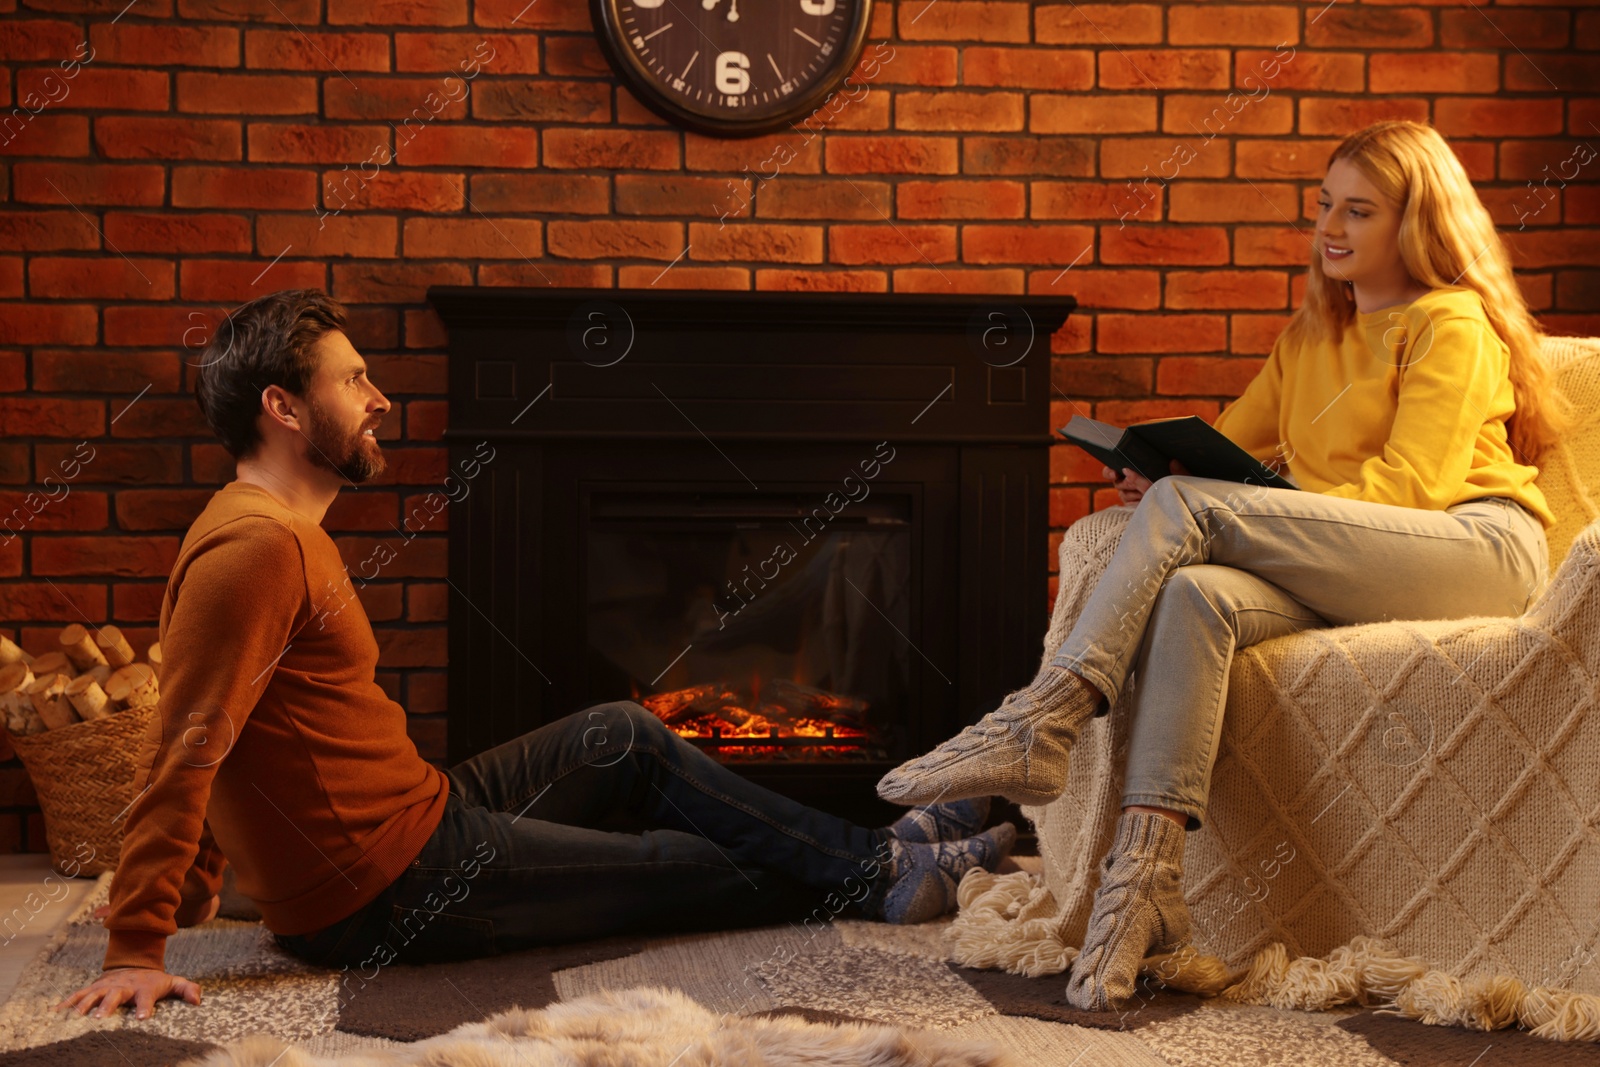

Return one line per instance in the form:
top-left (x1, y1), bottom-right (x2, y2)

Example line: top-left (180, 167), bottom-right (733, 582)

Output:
top-left (1104, 459), bottom-right (1191, 506)
top-left (53, 968), bottom-right (201, 1020)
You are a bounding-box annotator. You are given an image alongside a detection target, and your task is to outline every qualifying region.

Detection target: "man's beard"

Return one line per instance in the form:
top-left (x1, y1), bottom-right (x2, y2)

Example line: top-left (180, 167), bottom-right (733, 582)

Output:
top-left (304, 397), bottom-right (385, 484)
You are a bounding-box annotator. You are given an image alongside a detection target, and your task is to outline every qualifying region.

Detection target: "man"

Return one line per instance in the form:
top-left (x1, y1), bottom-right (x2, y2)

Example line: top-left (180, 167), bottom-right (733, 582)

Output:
top-left (56, 289), bottom-right (1014, 1021)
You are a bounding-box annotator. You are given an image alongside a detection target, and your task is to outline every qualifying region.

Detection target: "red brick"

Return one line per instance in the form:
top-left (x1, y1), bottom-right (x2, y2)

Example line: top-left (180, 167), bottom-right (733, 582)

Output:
top-left (0, 305), bottom-right (96, 346)
top-left (891, 267), bottom-right (1024, 294)
top-left (895, 91), bottom-right (1023, 133)
top-left (331, 262), bottom-right (473, 304)
top-left (755, 270), bottom-right (889, 293)
top-left (402, 402), bottom-right (449, 442)
top-left (113, 583), bottom-right (168, 622)
top-left (1235, 50), bottom-right (1363, 93)
top-left (35, 442), bottom-right (181, 483)
top-left (403, 217), bottom-right (540, 259)
top-left (95, 116), bottom-right (240, 160)
top-left (546, 219), bottom-right (680, 260)
top-left (91, 23), bottom-right (239, 66)
top-left (1093, 400), bottom-right (1220, 429)
top-left (256, 215), bottom-right (398, 258)
top-left (473, 172), bottom-right (609, 214)
top-left (172, 166), bottom-right (317, 209)
top-left (1299, 98), bottom-right (1430, 136)
top-left (681, 133), bottom-right (823, 174)
top-left (396, 33), bottom-right (535, 74)
top-left (33, 536), bottom-right (179, 578)
top-left (1169, 5), bottom-right (1299, 46)
top-left (394, 125), bottom-right (538, 168)
top-left (15, 68), bottom-right (167, 111)
top-left (1099, 50), bottom-right (1230, 91)
top-left (407, 671), bottom-right (448, 715)
top-left (114, 489), bottom-right (214, 531)
top-left (0, 488), bottom-right (106, 536)
top-left (962, 49), bottom-right (1093, 90)
top-left (1034, 181), bottom-right (1165, 221)
top-left (472, 79), bottom-right (610, 123)
top-left (248, 123), bottom-right (392, 164)
top-left (321, 491), bottom-right (398, 532)
top-left (29, 257), bottom-right (174, 301)
top-left (325, 77), bottom-right (472, 122)
top-left (1037, 4), bottom-right (1162, 44)
top-left (1232, 314), bottom-right (1293, 355)
top-left (362, 355), bottom-right (445, 393)
top-left (1032, 95), bottom-right (1156, 135)
top-left (1236, 139), bottom-right (1343, 180)
top-left (0, 20), bottom-right (83, 60)
top-left (0, 261), bottom-right (20, 301)
top-left (1052, 356), bottom-right (1153, 396)
top-left (177, 72), bottom-right (318, 114)
top-left (244, 30), bottom-right (389, 72)
top-left (544, 128), bottom-right (678, 170)
top-left (479, 263), bottom-right (609, 288)
top-left (1157, 355), bottom-right (1267, 396)
top-left (1102, 226), bottom-right (1229, 266)
top-left (107, 400), bottom-right (208, 440)
top-left (963, 224), bottom-right (1096, 266)
top-left (896, 180), bottom-right (1024, 219)
top-left (1306, 8), bottom-right (1433, 49)
top-left (474, 0), bottom-right (589, 30)
top-left (1100, 138), bottom-right (1231, 179)
top-left (898, 1), bottom-right (1029, 43)
top-left (0, 211), bottom-right (99, 251)
top-left (1436, 99), bottom-right (1565, 138)
top-left (178, 258), bottom-right (327, 302)
top-left (13, 163), bottom-right (165, 207)
top-left (1370, 52), bottom-right (1499, 94)
top-left (403, 307), bottom-right (448, 347)
top-left (1048, 487), bottom-right (1092, 531)
top-left (964, 137), bottom-right (1096, 177)
top-left (327, 0), bottom-right (466, 25)
top-left (1508, 55), bottom-right (1597, 93)
top-left (0, 115), bottom-right (89, 157)
top-left (541, 35), bottom-right (610, 78)
top-left (1441, 9), bottom-right (1568, 50)
top-left (104, 212), bottom-right (251, 253)
top-left (687, 223), bottom-right (822, 264)
top-left (322, 170), bottom-right (464, 213)
top-left (0, 397), bottom-right (101, 436)
top-left (1451, 141), bottom-right (1496, 183)
top-left (0, 583), bottom-right (107, 623)
top-left (617, 265), bottom-right (749, 290)
top-left (36, 351), bottom-right (181, 396)
top-left (1170, 182), bottom-right (1299, 224)
top-left (826, 136), bottom-right (958, 175)
top-left (1235, 226), bottom-right (1315, 266)
top-left (1163, 95), bottom-right (1293, 137)
top-left (1165, 270), bottom-right (1288, 310)
top-left (1503, 230), bottom-right (1600, 268)
top-left (178, 0), bottom-right (320, 22)
top-left (868, 45), bottom-right (958, 87)
top-left (829, 226), bottom-right (958, 266)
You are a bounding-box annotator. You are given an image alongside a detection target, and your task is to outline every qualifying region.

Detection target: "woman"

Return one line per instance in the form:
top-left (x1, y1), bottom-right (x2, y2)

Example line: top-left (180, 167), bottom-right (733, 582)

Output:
top-left (876, 120), bottom-right (1573, 1011)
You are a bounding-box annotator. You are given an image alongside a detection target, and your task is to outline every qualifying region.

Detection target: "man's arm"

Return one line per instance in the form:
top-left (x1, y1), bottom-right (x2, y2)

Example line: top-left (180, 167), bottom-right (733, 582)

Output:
top-left (100, 517), bottom-right (307, 973)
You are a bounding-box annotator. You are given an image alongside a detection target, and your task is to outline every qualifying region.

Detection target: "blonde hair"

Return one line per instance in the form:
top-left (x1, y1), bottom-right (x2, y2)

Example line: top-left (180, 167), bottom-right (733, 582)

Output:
top-left (1280, 120), bottom-right (1573, 465)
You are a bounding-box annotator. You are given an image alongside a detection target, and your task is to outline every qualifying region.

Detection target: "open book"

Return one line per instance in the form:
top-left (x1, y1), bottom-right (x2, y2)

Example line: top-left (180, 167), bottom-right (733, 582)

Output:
top-left (1059, 415), bottom-right (1299, 491)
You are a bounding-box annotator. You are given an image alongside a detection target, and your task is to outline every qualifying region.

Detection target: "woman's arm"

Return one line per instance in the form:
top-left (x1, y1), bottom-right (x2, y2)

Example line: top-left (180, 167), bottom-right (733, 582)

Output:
top-left (1212, 331), bottom-right (1289, 465)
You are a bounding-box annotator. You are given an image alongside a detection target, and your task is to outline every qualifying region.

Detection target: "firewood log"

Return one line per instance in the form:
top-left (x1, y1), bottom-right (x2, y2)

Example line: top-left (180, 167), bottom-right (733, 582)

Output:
top-left (107, 663), bottom-right (158, 710)
top-left (146, 640), bottom-right (162, 680)
top-left (59, 624), bottom-right (110, 671)
top-left (84, 663), bottom-right (112, 687)
top-left (28, 674), bottom-right (80, 730)
top-left (65, 674), bottom-right (114, 721)
top-left (0, 663), bottom-right (46, 736)
top-left (29, 651), bottom-right (75, 680)
top-left (0, 635), bottom-right (33, 669)
top-left (94, 624), bottom-right (137, 668)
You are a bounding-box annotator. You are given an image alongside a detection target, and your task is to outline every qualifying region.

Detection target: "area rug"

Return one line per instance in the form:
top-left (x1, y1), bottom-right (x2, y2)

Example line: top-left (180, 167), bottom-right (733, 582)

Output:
top-left (1, 870), bottom-right (1595, 1066)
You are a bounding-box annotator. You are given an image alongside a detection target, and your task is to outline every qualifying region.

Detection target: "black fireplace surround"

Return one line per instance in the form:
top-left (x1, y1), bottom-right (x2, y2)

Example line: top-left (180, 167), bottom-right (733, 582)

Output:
top-left (429, 287), bottom-right (1076, 827)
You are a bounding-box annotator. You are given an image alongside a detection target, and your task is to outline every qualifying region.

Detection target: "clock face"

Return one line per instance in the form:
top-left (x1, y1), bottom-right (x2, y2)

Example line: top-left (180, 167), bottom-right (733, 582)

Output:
top-left (593, 0), bottom-right (874, 136)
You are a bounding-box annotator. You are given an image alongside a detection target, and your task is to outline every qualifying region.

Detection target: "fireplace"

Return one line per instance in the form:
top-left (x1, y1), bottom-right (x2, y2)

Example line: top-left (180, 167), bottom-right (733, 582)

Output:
top-left (430, 287), bottom-right (1074, 827)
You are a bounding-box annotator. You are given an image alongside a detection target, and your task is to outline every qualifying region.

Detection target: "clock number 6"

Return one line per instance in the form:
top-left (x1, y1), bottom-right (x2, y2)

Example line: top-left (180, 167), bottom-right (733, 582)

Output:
top-left (716, 51), bottom-right (751, 94)
top-left (800, 0), bottom-right (836, 12)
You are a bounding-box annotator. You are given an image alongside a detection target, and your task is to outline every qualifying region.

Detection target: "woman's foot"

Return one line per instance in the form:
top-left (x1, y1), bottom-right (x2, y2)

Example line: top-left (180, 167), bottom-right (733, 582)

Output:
top-left (868, 822), bottom-right (1017, 925)
top-left (876, 666), bottom-right (1100, 807)
top-left (1064, 809), bottom-right (1192, 1011)
top-left (887, 796), bottom-right (991, 844)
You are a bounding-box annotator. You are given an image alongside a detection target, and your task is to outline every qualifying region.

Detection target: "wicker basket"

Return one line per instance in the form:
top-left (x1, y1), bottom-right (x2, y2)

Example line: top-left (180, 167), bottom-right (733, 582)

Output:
top-left (7, 704), bottom-right (157, 877)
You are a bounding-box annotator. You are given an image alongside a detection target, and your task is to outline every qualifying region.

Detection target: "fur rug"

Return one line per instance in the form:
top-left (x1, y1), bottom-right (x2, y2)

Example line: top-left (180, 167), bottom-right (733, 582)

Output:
top-left (177, 985), bottom-right (1015, 1067)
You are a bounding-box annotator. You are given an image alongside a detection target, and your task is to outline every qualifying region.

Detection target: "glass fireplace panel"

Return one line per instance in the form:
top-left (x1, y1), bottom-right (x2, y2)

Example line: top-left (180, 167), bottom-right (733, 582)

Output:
top-left (585, 491), bottom-right (912, 760)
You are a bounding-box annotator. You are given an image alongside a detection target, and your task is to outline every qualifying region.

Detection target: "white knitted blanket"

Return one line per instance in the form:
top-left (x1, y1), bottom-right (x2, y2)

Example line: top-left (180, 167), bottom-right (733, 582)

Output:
top-left (948, 336), bottom-right (1600, 1019)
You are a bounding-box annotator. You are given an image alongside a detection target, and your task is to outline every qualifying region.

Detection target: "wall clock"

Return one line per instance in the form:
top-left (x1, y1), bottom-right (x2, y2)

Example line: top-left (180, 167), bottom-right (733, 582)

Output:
top-left (590, 0), bottom-right (876, 138)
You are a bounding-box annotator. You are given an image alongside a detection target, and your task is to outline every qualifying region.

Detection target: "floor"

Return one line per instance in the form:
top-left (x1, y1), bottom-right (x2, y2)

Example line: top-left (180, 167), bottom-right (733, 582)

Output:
top-left (0, 854), bottom-right (95, 1004)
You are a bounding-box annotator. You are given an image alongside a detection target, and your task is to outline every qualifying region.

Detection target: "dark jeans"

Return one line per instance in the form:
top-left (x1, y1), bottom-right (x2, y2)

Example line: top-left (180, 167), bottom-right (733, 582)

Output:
top-left (273, 701), bottom-right (896, 969)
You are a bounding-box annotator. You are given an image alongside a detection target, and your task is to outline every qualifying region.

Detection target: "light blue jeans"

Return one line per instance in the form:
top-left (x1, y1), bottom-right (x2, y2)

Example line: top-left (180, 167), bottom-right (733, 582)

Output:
top-left (1049, 476), bottom-right (1551, 830)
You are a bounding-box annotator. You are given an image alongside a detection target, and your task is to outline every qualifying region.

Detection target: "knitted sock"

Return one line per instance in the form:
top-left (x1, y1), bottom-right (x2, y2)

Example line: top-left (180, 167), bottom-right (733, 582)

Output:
top-left (1065, 810), bottom-right (1192, 1012)
top-left (876, 666), bottom-right (1099, 807)
top-left (887, 796), bottom-right (991, 844)
top-left (863, 822), bottom-right (1017, 925)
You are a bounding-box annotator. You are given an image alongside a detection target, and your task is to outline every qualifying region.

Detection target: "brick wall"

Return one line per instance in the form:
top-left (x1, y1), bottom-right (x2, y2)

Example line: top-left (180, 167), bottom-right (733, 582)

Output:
top-left (1, 0), bottom-right (1596, 850)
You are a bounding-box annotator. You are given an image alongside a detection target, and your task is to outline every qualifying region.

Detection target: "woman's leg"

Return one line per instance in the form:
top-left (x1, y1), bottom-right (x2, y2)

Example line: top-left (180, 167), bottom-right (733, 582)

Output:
top-left (883, 478), bottom-right (1545, 806)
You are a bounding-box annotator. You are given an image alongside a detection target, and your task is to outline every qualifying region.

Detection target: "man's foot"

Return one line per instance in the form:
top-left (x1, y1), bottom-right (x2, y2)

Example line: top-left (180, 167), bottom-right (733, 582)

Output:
top-left (868, 822), bottom-right (1017, 925)
top-left (875, 666), bottom-right (1099, 807)
top-left (887, 796), bottom-right (991, 844)
top-left (1064, 810), bottom-right (1192, 1011)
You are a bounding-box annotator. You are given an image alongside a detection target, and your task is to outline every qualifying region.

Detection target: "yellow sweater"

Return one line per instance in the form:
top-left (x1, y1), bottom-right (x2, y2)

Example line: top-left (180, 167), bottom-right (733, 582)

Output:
top-left (1212, 287), bottom-right (1556, 530)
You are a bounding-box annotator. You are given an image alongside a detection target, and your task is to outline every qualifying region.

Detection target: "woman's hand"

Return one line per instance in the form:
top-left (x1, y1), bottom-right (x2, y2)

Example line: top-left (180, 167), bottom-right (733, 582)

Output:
top-left (1103, 459), bottom-right (1191, 506)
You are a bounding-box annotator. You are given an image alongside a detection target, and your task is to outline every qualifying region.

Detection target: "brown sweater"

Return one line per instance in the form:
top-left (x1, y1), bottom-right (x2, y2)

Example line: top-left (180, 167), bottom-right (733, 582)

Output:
top-left (103, 481), bottom-right (449, 972)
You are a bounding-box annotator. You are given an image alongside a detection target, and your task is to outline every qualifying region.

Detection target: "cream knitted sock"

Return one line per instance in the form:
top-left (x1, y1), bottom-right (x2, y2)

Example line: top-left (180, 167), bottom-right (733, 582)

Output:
top-left (876, 665), bottom-right (1099, 806)
top-left (1065, 809), bottom-right (1192, 1012)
